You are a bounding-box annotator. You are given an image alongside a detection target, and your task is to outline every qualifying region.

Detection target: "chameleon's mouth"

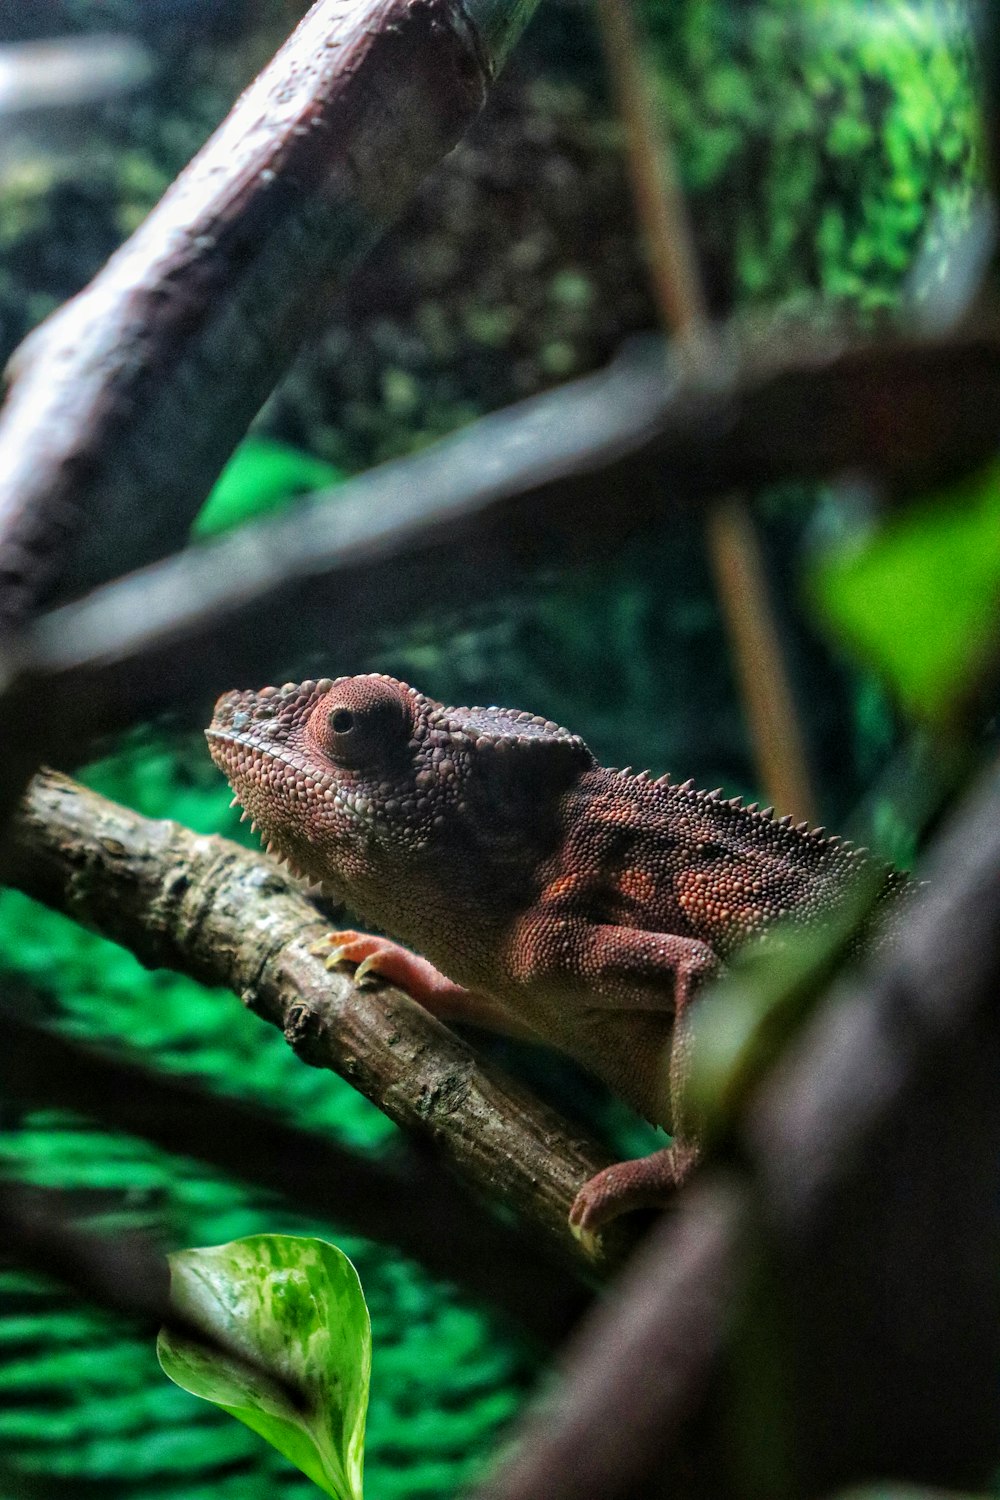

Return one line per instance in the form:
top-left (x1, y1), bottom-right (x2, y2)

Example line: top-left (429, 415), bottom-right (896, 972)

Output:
top-left (205, 726), bottom-right (323, 883)
top-left (206, 724), bottom-right (317, 779)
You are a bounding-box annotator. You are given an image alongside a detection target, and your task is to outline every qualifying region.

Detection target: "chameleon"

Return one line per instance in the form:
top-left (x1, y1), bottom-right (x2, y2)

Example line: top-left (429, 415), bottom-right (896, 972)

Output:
top-left (207, 672), bottom-right (909, 1234)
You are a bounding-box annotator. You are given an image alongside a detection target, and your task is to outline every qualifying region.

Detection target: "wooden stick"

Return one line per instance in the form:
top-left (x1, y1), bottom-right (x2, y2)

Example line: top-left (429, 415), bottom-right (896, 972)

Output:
top-left (595, 0), bottom-right (817, 823)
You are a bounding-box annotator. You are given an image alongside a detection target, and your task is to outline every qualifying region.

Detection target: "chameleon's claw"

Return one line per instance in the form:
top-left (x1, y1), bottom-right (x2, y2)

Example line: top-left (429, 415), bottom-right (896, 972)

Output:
top-left (569, 1222), bottom-right (602, 1256)
top-left (310, 930), bottom-right (397, 986)
top-left (353, 955), bottom-right (387, 988)
top-left (310, 930), bottom-right (369, 961)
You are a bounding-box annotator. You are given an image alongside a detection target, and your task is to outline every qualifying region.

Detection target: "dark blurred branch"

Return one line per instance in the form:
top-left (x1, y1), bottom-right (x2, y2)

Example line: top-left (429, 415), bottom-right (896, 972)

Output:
top-left (0, 989), bottom-right (588, 1340)
top-left (0, 0), bottom-right (537, 629)
top-left (5, 322), bottom-right (1000, 763)
top-left (4, 770), bottom-right (640, 1279)
top-left (0, 1178), bottom-right (173, 1324)
top-left (0, 1179), bottom-right (305, 1406)
top-left (472, 763), bottom-right (1000, 1497)
top-left (473, 1175), bottom-right (746, 1500)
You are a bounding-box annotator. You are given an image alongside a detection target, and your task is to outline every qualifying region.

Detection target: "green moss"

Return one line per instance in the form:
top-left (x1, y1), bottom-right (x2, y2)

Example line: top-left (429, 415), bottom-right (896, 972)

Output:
top-left (647, 0), bottom-right (981, 315)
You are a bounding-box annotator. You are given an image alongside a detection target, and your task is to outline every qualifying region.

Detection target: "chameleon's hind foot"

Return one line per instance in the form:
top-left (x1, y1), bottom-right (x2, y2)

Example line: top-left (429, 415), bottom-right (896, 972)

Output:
top-left (569, 1140), bottom-right (699, 1241)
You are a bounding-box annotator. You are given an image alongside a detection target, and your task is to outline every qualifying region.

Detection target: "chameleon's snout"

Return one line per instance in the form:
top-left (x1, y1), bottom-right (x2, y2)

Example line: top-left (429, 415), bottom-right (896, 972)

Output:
top-left (208, 678), bottom-right (336, 736)
top-left (208, 687), bottom-right (246, 733)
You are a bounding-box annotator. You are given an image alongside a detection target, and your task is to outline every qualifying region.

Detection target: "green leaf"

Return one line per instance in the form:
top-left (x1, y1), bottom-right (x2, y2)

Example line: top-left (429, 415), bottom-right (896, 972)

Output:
top-left (157, 1235), bottom-right (370, 1499)
top-left (193, 439), bottom-right (344, 537)
top-left (811, 464), bottom-right (1000, 721)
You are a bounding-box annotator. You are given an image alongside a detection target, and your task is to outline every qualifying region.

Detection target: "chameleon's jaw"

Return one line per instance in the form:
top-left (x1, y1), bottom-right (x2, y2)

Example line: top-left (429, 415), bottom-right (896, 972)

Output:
top-left (206, 680), bottom-right (402, 889)
top-left (205, 728), bottom-right (315, 881)
top-left (205, 695), bottom-right (344, 882)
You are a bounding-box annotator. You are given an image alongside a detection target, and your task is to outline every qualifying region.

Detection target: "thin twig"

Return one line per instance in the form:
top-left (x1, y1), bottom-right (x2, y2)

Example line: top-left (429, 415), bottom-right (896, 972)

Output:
top-left (595, 0), bottom-right (710, 362)
top-left (596, 0), bottom-right (816, 823)
top-left (706, 498), bottom-right (817, 823)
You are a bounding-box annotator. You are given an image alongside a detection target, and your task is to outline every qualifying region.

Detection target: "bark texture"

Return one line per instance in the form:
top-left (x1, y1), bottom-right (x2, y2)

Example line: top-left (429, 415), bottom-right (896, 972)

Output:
top-left (0, 0), bottom-right (535, 627)
top-left (7, 769), bottom-right (640, 1276)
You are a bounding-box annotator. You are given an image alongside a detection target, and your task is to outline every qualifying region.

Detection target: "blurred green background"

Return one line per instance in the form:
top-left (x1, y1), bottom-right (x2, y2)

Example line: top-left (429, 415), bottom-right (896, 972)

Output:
top-left (0, 0), bottom-right (984, 1495)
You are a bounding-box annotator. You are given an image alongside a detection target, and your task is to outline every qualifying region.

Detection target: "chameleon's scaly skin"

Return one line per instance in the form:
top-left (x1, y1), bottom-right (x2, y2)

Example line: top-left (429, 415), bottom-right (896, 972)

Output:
top-left (207, 673), bottom-right (909, 1231)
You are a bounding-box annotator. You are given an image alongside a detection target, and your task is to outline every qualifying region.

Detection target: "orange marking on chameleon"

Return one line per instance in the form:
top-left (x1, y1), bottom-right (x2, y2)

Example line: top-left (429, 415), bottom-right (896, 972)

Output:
top-left (542, 871), bottom-right (588, 903)
top-left (618, 867), bottom-right (658, 905)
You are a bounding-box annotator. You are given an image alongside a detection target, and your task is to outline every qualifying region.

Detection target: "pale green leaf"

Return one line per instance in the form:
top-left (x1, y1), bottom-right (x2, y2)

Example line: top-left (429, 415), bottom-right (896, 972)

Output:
top-left (811, 464), bottom-right (1000, 721)
top-left (158, 1235), bottom-right (370, 1500)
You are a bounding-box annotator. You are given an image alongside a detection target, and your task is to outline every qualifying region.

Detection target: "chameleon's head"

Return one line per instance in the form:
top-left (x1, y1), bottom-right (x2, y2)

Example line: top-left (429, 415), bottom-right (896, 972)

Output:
top-left (206, 673), bottom-right (594, 897)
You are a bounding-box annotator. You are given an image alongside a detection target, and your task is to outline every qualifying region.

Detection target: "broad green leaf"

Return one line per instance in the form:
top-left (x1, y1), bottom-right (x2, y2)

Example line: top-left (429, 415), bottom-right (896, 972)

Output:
top-left (193, 439), bottom-right (343, 537)
top-left (158, 1234), bottom-right (370, 1500)
top-left (811, 464), bottom-right (1000, 721)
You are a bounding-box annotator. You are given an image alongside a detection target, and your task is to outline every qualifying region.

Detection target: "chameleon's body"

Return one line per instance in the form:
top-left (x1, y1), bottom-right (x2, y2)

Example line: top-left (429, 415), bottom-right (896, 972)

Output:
top-left (207, 673), bottom-right (908, 1230)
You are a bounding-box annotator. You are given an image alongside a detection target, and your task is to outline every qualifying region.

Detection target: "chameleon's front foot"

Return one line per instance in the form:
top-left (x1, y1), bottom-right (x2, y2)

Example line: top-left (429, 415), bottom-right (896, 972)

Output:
top-left (309, 932), bottom-right (546, 1039)
top-left (569, 1140), bottom-right (700, 1241)
top-left (308, 930), bottom-right (454, 997)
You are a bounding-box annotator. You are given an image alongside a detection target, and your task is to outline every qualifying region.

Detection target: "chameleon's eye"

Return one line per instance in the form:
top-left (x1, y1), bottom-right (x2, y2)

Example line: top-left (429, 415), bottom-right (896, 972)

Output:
top-left (310, 676), bottom-right (412, 769)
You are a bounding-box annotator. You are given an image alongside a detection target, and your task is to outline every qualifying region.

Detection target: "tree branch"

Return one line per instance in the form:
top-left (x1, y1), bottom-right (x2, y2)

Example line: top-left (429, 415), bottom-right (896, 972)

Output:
top-left (0, 984), bottom-right (588, 1341)
top-left (0, 0), bottom-right (539, 629)
top-left (6, 324), bottom-right (998, 762)
top-left (4, 770), bottom-right (641, 1279)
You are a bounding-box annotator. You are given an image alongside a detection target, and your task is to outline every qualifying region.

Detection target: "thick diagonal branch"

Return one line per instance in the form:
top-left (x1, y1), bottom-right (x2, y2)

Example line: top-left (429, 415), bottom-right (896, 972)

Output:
top-left (0, 985), bottom-right (587, 1339)
top-left (8, 324), bottom-right (1000, 766)
top-left (0, 0), bottom-right (538, 629)
top-left (5, 770), bottom-right (638, 1278)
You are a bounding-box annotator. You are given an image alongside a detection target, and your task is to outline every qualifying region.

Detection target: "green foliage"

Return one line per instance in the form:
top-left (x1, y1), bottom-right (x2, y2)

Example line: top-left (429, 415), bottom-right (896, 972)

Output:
top-left (685, 868), bottom-right (886, 1133)
top-left (193, 440), bottom-right (344, 538)
top-left (159, 1236), bottom-right (370, 1500)
top-left (812, 463), bottom-right (1000, 720)
top-left (647, 0), bottom-right (981, 314)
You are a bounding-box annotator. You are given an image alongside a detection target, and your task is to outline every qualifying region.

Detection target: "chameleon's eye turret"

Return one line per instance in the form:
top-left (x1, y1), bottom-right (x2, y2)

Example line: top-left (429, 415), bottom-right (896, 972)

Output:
top-left (309, 675), bottom-right (412, 769)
